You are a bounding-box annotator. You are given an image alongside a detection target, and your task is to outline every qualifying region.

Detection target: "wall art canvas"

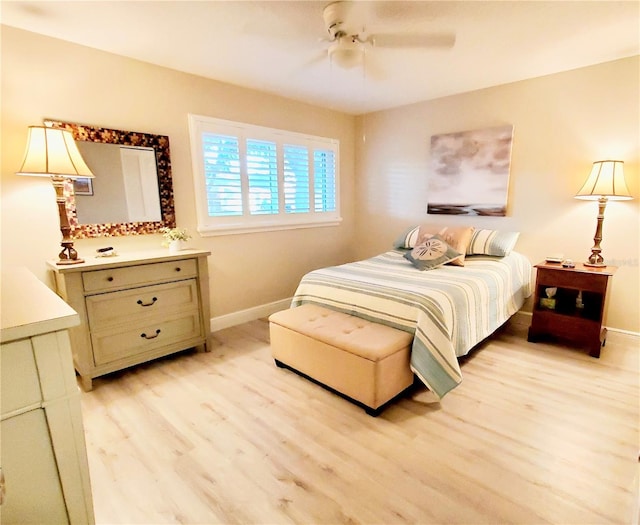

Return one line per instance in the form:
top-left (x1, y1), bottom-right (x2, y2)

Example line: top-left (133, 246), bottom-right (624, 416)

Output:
top-left (427, 124), bottom-right (514, 216)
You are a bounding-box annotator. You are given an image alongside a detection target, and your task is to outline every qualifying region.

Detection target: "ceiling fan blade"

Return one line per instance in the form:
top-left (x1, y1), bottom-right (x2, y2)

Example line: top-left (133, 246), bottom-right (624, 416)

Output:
top-left (299, 50), bottom-right (329, 69)
top-left (368, 33), bottom-right (456, 49)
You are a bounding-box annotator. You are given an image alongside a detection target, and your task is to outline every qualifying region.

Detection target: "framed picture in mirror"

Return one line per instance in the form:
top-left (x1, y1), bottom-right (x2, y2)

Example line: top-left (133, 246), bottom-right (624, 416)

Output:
top-left (73, 177), bottom-right (94, 196)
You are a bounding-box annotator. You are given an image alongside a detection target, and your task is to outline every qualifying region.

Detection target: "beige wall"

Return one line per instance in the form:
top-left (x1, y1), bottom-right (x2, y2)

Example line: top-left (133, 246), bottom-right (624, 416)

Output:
top-left (1, 26), bottom-right (356, 318)
top-left (354, 56), bottom-right (639, 333)
top-left (2, 26), bottom-right (638, 332)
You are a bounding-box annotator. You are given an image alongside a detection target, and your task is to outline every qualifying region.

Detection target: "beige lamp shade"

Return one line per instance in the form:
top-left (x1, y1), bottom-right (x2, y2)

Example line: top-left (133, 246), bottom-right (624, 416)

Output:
top-left (16, 126), bottom-right (94, 179)
top-left (574, 160), bottom-right (632, 201)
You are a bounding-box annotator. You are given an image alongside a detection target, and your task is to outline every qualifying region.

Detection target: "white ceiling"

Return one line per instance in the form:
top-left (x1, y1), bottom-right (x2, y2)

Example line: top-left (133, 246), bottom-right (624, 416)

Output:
top-left (2, 1), bottom-right (639, 115)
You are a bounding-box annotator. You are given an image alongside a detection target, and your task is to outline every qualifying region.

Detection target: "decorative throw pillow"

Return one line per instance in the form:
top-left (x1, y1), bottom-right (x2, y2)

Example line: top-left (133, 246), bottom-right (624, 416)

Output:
top-left (393, 225), bottom-right (421, 249)
top-left (416, 225), bottom-right (474, 266)
top-left (404, 235), bottom-right (462, 271)
top-left (466, 229), bottom-right (520, 256)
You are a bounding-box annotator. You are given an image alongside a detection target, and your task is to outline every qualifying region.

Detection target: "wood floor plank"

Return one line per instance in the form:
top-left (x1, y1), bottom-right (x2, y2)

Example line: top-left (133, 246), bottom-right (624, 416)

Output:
top-left (80, 319), bottom-right (639, 524)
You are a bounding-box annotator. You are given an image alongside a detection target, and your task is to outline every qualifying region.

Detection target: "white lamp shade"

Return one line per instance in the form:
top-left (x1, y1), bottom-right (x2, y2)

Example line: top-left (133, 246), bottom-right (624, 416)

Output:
top-left (575, 160), bottom-right (632, 201)
top-left (16, 126), bottom-right (94, 179)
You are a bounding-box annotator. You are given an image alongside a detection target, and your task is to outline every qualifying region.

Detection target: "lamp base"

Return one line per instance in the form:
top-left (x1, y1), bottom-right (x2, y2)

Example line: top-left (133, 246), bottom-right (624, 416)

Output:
top-left (584, 262), bottom-right (606, 268)
top-left (583, 196), bottom-right (607, 269)
top-left (53, 177), bottom-right (85, 265)
top-left (56, 258), bottom-right (85, 265)
top-left (56, 242), bottom-right (84, 265)
top-left (585, 250), bottom-right (605, 268)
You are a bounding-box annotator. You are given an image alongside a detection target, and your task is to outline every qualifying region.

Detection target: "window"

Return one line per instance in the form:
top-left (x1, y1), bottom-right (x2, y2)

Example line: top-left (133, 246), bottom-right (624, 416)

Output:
top-left (189, 114), bottom-right (341, 235)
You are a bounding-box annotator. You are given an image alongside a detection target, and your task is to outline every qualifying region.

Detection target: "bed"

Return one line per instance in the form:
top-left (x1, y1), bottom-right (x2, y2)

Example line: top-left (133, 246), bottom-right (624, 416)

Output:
top-left (290, 247), bottom-right (532, 399)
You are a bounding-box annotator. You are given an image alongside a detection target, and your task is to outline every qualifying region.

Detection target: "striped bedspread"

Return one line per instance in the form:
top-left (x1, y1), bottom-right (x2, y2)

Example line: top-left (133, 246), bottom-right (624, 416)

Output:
top-left (291, 250), bottom-right (532, 399)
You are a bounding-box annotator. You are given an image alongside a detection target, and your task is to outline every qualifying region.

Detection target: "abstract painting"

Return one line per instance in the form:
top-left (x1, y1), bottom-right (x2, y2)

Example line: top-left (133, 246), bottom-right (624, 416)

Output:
top-left (427, 125), bottom-right (514, 216)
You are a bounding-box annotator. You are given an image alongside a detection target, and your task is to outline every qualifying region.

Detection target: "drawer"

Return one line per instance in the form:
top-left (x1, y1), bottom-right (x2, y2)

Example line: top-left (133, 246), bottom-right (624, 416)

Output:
top-left (82, 258), bottom-right (197, 293)
top-left (86, 279), bottom-right (199, 330)
top-left (91, 311), bottom-right (203, 366)
top-left (536, 268), bottom-right (608, 293)
top-left (1, 340), bottom-right (43, 416)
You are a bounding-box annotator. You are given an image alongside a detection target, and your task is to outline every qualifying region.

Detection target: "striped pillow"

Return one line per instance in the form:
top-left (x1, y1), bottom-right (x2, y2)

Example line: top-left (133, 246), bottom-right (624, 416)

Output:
top-left (466, 230), bottom-right (520, 256)
top-left (393, 225), bottom-right (421, 249)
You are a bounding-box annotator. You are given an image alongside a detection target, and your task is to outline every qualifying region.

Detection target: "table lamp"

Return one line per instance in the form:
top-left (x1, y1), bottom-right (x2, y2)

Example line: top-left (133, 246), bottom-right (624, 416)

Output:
top-left (16, 125), bottom-right (95, 264)
top-left (574, 160), bottom-right (632, 267)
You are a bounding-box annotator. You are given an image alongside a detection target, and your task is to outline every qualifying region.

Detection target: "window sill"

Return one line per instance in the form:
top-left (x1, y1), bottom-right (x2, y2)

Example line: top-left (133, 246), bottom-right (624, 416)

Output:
top-left (198, 217), bottom-right (343, 236)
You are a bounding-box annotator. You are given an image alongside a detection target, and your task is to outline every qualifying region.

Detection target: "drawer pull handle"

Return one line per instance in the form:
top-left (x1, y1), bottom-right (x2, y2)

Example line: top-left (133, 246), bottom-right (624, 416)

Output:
top-left (137, 297), bottom-right (158, 307)
top-left (175, 267), bottom-right (182, 272)
top-left (107, 276), bottom-right (114, 282)
top-left (141, 329), bottom-right (161, 340)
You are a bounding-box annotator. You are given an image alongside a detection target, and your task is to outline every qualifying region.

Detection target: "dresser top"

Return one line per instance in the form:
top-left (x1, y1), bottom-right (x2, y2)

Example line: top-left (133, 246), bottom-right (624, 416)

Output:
top-left (1, 268), bottom-right (80, 343)
top-left (46, 248), bottom-right (211, 274)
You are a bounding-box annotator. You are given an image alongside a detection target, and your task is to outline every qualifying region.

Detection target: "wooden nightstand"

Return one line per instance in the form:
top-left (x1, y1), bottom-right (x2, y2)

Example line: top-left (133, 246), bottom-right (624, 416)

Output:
top-left (527, 262), bottom-right (616, 357)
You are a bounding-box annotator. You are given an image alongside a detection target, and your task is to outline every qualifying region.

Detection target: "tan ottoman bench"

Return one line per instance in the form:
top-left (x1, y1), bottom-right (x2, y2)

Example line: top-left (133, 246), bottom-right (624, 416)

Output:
top-left (269, 304), bottom-right (415, 416)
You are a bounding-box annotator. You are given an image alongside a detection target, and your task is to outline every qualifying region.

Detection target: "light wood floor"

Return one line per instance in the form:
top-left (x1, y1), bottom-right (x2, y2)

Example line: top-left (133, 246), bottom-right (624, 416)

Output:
top-left (79, 319), bottom-right (639, 525)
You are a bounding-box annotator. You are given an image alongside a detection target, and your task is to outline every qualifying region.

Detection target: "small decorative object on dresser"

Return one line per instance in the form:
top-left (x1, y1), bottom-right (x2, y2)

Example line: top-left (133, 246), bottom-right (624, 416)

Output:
top-left (160, 227), bottom-right (191, 253)
top-left (48, 249), bottom-right (211, 390)
top-left (527, 261), bottom-right (616, 357)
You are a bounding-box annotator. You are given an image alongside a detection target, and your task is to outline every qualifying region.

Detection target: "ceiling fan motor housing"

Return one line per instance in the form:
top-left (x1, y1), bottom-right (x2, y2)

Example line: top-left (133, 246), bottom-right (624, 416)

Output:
top-left (323, 1), bottom-right (349, 40)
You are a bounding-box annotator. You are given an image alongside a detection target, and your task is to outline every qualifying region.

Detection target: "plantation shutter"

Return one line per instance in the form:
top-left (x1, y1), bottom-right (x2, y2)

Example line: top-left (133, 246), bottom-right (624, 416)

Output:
top-left (189, 114), bottom-right (340, 235)
top-left (246, 139), bottom-right (278, 215)
top-left (202, 133), bottom-right (242, 217)
top-left (313, 149), bottom-right (336, 212)
top-left (283, 144), bottom-right (310, 214)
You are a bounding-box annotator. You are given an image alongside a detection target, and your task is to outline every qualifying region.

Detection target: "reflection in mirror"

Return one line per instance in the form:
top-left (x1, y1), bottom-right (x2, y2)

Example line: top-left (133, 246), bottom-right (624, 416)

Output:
top-left (74, 142), bottom-right (161, 224)
top-left (43, 119), bottom-right (175, 238)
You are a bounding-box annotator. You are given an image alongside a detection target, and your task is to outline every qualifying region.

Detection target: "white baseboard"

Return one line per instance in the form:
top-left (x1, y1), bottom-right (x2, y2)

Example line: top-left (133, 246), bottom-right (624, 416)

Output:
top-left (210, 298), bottom-right (292, 332)
top-left (607, 326), bottom-right (640, 337)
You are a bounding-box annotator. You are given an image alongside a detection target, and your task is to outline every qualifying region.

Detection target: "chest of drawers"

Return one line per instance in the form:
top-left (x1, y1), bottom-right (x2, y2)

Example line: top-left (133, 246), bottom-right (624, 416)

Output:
top-left (48, 249), bottom-right (211, 391)
top-left (1, 268), bottom-right (94, 524)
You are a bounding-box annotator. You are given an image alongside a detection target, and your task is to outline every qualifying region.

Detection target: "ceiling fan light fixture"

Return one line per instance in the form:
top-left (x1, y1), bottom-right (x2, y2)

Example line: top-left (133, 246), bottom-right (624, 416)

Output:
top-left (318, 0), bottom-right (455, 73)
top-left (328, 37), bottom-right (364, 69)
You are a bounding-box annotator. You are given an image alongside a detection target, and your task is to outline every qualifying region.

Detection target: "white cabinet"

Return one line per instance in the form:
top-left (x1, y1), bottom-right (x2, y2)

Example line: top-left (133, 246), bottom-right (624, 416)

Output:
top-left (48, 249), bottom-right (211, 391)
top-left (0, 269), bottom-right (94, 524)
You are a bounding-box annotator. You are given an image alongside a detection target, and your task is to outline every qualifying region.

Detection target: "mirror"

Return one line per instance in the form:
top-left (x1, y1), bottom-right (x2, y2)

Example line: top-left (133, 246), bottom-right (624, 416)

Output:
top-left (43, 119), bottom-right (176, 238)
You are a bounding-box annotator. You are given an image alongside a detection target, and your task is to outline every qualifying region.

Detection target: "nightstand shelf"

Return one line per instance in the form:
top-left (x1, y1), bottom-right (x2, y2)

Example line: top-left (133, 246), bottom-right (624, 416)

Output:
top-left (527, 262), bottom-right (616, 357)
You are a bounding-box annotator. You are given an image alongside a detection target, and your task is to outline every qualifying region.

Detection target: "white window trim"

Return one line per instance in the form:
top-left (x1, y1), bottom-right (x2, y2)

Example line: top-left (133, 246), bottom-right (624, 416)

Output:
top-left (188, 114), bottom-right (342, 236)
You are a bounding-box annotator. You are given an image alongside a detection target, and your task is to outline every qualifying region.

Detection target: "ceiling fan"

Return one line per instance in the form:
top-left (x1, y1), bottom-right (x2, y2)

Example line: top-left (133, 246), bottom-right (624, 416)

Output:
top-left (321, 1), bottom-right (456, 70)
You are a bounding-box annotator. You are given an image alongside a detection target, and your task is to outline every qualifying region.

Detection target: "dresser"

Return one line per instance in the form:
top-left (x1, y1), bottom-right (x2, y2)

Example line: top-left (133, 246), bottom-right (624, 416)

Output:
top-left (1, 268), bottom-right (95, 524)
top-left (48, 249), bottom-right (211, 391)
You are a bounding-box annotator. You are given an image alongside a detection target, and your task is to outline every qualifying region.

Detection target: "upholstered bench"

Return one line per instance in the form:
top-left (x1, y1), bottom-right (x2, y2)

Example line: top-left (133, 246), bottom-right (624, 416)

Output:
top-left (269, 304), bottom-right (415, 416)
